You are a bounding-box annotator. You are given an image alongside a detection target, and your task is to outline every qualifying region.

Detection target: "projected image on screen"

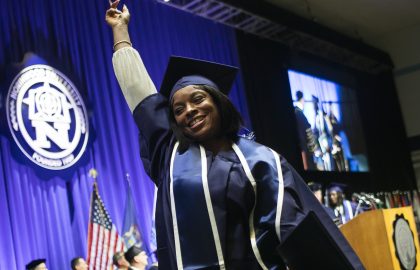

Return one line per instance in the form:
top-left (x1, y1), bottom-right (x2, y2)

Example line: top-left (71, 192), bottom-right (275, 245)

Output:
top-left (288, 70), bottom-right (369, 172)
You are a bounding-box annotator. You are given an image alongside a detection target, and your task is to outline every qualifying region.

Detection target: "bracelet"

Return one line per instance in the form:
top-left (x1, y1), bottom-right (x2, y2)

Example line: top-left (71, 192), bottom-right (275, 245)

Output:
top-left (113, 40), bottom-right (132, 51)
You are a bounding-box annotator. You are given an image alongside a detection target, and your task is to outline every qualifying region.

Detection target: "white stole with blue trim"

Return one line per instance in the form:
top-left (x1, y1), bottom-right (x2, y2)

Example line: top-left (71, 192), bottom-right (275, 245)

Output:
top-left (169, 138), bottom-right (284, 270)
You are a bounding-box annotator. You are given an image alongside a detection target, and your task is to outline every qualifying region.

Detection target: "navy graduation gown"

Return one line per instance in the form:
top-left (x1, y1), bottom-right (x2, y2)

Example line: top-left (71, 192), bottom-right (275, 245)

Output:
top-left (133, 93), bottom-right (364, 270)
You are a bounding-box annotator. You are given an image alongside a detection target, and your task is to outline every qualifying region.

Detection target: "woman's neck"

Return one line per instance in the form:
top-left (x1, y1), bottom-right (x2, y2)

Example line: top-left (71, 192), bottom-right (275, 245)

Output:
top-left (201, 136), bottom-right (231, 154)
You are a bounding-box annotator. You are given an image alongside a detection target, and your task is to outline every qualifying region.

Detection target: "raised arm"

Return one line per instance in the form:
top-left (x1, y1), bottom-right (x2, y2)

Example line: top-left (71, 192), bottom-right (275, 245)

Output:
top-left (106, 0), bottom-right (157, 112)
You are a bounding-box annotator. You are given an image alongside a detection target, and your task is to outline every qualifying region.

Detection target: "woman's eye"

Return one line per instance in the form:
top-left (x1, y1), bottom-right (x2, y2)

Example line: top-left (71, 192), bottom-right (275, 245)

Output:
top-left (174, 107), bottom-right (184, 115)
top-left (193, 96), bottom-right (205, 103)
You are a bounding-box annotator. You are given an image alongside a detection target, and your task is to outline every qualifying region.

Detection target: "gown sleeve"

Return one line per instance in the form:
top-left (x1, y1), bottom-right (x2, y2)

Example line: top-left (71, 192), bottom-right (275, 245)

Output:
top-left (253, 154), bottom-right (364, 269)
top-left (133, 94), bottom-right (172, 184)
top-left (277, 157), bottom-right (365, 269)
top-left (112, 47), bottom-right (172, 184)
top-left (112, 47), bottom-right (157, 112)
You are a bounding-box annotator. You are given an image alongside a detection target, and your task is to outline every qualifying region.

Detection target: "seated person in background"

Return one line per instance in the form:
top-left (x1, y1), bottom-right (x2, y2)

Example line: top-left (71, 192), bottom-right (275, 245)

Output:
top-left (308, 182), bottom-right (341, 224)
top-left (26, 259), bottom-right (47, 270)
top-left (113, 251), bottom-right (133, 270)
top-left (328, 184), bottom-right (358, 224)
top-left (71, 257), bottom-right (88, 270)
top-left (125, 246), bottom-right (149, 270)
top-left (307, 181), bottom-right (324, 203)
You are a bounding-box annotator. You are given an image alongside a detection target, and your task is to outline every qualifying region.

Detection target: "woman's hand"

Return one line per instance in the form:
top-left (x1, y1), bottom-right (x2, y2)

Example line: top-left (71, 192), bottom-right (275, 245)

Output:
top-left (106, 0), bottom-right (130, 28)
top-left (106, 0), bottom-right (132, 51)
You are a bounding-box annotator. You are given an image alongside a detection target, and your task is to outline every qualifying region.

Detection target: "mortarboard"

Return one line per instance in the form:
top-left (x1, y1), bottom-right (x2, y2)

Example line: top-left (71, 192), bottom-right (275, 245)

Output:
top-left (125, 245), bottom-right (144, 263)
top-left (26, 259), bottom-right (46, 270)
top-left (328, 182), bottom-right (348, 193)
top-left (159, 56), bottom-right (238, 100)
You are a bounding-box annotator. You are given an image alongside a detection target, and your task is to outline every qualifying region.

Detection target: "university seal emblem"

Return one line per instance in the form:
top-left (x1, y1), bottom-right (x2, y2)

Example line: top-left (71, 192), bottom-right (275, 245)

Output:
top-left (6, 64), bottom-right (89, 170)
top-left (392, 214), bottom-right (417, 270)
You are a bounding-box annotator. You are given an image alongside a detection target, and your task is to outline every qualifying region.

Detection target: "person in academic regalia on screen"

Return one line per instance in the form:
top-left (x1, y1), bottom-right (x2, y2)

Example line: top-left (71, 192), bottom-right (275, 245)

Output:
top-left (327, 102), bottom-right (349, 172)
top-left (294, 91), bottom-right (320, 170)
top-left (105, 1), bottom-right (364, 269)
top-left (313, 95), bottom-right (336, 171)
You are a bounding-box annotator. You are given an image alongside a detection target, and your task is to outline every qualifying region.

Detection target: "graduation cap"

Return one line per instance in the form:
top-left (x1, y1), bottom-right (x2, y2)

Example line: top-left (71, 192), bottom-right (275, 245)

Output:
top-left (328, 182), bottom-right (348, 193)
top-left (125, 245), bottom-right (145, 263)
top-left (160, 56), bottom-right (238, 100)
top-left (26, 259), bottom-right (46, 270)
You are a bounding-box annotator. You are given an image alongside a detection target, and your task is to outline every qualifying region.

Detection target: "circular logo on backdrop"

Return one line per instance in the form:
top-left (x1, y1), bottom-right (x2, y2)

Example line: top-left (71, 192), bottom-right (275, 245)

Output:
top-left (392, 214), bottom-right (417, 270)
top-left (6, 64), bottom-right (89, 170)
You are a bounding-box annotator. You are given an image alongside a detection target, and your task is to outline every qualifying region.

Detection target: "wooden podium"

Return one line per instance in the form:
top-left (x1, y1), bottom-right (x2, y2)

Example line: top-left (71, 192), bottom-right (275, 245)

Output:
top-left (340, 206), bottom-right (420, 270)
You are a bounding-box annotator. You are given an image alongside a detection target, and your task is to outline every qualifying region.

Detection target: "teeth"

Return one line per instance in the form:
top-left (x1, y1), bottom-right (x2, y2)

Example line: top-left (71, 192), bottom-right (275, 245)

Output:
top-left (190, 117), bottom-right (203, 127)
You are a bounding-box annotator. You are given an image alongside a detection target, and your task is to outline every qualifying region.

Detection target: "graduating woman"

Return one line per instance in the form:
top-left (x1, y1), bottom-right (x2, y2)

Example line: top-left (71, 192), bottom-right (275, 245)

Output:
top-left (106, 1), bottom-right (364, 269)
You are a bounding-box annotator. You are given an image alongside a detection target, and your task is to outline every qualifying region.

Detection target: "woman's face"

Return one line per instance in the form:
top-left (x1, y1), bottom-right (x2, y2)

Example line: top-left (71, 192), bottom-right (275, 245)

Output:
top-left (329, 191), bottom-right (341, 206)
top-left (172, 85), bottom-right (221, 142)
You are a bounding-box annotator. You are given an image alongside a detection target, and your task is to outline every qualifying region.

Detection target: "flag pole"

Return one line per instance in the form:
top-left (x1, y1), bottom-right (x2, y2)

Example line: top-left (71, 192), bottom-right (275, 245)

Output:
top-left (89, 168), bottom-right (98, 179)
top-left (125, 172), bottom-right (131, 187)
top-left (89, 168), bottom-right (98, 184)
top-left (87, 167), bottom-right (98, 264)
top-left (86, 167), bottom-right (125, 268)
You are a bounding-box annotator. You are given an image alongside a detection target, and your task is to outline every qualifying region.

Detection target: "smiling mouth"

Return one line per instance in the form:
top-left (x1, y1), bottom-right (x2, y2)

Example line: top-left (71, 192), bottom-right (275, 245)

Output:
top-left (188, 116), bottom-right (205, 128)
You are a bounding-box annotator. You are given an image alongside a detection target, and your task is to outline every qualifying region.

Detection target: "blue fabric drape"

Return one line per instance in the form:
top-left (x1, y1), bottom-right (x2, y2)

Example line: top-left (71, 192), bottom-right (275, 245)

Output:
top-left (0, 0), bottom-right (250, 268)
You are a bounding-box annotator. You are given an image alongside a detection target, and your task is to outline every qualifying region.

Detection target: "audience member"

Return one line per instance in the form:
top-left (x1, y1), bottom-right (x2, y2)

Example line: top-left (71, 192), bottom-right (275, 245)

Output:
top-left (125, 246), bottom-right (149, 270)
top-left (71, 257), bottom-right (88, 270)
top-left (113, 251), bottom-right (133, 270)
top-left (26, 259), bottom-right (47, 270)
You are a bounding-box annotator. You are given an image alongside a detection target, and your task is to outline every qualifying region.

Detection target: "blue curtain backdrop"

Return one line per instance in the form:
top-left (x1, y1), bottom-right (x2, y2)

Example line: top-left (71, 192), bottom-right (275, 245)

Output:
top-left (0, 0), bottom-right (250, 268)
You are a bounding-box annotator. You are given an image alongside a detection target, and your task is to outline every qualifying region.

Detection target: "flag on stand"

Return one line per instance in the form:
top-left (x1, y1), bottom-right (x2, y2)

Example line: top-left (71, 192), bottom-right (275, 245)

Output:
top-left (122, 179), bottom-right (143, 250)
top-left (87, 183), bottom-right (125, 270)
top-left (149, 186), bottom-right (158, 264)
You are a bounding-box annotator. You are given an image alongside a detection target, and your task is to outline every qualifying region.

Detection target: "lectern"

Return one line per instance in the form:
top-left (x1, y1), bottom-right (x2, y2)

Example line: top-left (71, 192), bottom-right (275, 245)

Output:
top-left (340, 206), bottom-right (420, 270)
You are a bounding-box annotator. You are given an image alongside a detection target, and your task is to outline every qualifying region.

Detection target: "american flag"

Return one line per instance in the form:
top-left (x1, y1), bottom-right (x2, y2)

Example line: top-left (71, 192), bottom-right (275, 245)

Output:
top-left (87, 183), bottom-right (125, 270)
